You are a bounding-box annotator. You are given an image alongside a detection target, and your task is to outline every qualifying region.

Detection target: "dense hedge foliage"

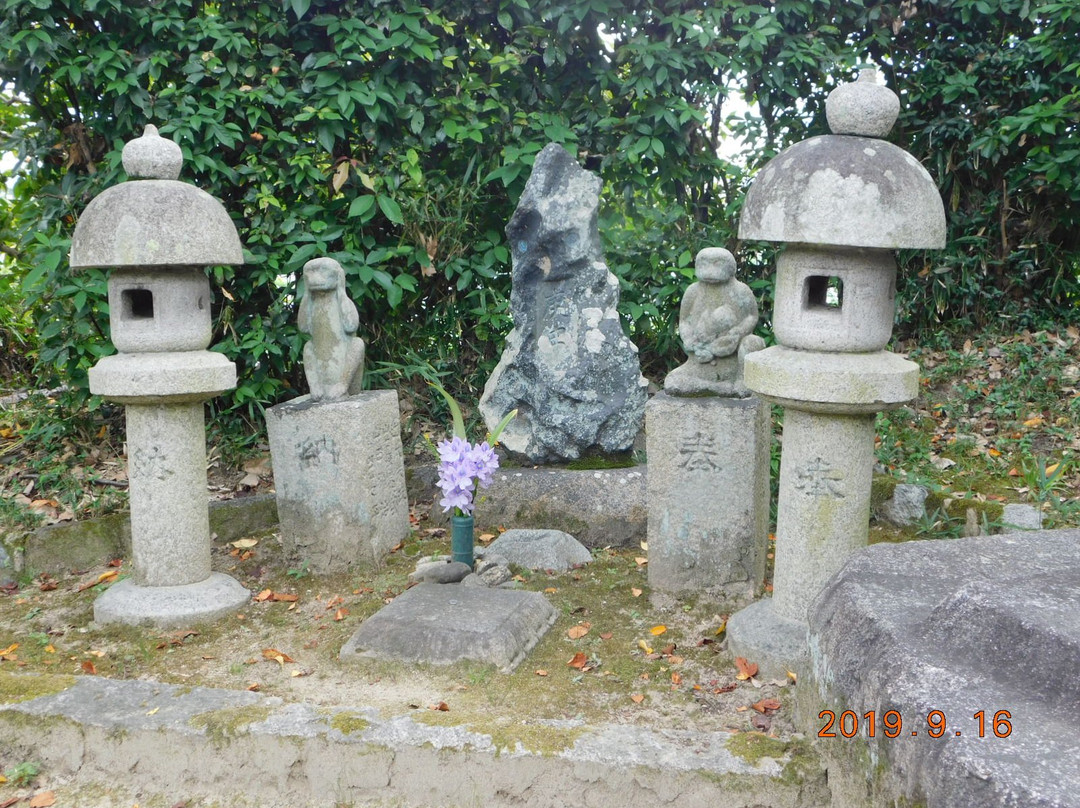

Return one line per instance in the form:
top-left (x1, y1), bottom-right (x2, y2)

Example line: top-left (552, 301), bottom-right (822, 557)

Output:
top-left (1, 0), bottom-right (1077, 424)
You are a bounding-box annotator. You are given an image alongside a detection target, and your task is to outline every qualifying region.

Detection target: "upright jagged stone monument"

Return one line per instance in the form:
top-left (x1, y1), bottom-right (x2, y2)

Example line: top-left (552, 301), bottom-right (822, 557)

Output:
top-left (480, 143), bottom-right (648, 463)
top-left (71, 124), bottom-right (250, 627)
top-left (647, 248), bottom-right (770, 601)
top-left (725, 68), bottom-right (946, 676)
top-left (265, 257), bottom-right (409, 574)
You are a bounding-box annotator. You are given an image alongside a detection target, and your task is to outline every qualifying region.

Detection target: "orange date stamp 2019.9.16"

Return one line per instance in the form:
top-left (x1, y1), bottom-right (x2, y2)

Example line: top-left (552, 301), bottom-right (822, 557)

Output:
top-left (818, 709), bottom-right (1013, 739)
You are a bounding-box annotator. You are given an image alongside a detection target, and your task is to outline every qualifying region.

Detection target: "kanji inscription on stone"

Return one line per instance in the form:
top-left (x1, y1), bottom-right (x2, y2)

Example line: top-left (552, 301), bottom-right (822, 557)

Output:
top-left (297, 435), bottom-right (339, 469)
top-left (794, 456), bottom-right (845, 497)
top-left (678, 431), bottom-right (722, 472)
top-left (131, 445), bottom-right (172, 481)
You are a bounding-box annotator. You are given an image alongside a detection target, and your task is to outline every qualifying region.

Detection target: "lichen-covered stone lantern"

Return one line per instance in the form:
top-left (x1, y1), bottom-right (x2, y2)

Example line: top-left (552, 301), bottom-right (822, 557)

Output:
top-left (725, 70), bottom-right (946, 675)
top-left (70, 124), bottom-right (250, 627)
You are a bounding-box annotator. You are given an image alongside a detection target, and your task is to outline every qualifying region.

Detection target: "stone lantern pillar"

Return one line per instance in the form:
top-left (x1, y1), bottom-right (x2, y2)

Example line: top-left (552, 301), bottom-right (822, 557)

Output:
top-left (725, 70), bottom-right (946, 675)
top-left (70, 125), bottom-right (250, 627)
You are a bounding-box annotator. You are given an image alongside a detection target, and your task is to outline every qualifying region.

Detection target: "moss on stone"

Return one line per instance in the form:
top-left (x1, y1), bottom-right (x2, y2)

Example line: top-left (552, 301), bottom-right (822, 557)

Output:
top-left (511, 506), bottom-right (590, 538)
top-left (0, 671), bottom-right (76, 705)
top-left (870, 474), bottom-right (898, 510)
top-left (328, 710), bottom-right (370, 736)
top-left (189, 704), bottom-right (273, 748)
top-left (565, 453), bottom-right (636, 471)
top-left (726, 731), bottom-right (790, 766)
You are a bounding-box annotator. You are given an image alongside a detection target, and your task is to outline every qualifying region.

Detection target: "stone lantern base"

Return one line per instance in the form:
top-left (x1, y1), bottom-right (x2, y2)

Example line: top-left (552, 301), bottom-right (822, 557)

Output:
top-left (94, 573), bottom-right (251, 629)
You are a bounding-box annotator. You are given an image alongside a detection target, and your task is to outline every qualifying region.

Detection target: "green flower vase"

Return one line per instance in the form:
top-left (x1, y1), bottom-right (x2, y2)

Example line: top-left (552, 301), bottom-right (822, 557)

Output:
top-left (451, 514), bottom-right (475, 566)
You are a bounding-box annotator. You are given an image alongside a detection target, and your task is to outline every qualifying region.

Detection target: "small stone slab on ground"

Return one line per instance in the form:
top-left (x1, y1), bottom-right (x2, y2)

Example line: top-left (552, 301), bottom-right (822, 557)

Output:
top-left (340, 584), bottom-right (557, 672)
top-left (486, 529), bottom-right (593, 572)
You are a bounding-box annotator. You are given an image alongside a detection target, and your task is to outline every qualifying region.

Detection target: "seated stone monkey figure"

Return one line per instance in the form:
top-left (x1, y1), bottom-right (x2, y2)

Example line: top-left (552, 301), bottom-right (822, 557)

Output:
top-left (297, 257), bottom-right (365, 401)
top-left (664, 247), bottom-right (765, 397)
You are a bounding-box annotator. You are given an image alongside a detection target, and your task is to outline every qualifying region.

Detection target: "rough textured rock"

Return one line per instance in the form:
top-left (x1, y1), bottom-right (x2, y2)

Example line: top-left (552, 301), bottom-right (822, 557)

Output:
top-left (480, 143), bottom-right (648, 463)
top-left (409, 560), bottom-right (473, 584)
top-left (810, 529), bottom-right (1080, 808)
top-left (485, 529), bottom-right (593, 572)
top-left (1002, 503), bottom-right (1043, 530)
top-left (0, 542), bottom-right (13, 587)
top-left (877, 483), bottom-right (929, 527)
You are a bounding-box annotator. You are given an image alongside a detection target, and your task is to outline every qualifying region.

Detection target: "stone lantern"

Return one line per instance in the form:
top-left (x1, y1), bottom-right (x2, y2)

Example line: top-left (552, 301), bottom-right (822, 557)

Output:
top-left (725, 70), bottom-right (946, 675)
top-left (70, 124), bottom-right (250, 627)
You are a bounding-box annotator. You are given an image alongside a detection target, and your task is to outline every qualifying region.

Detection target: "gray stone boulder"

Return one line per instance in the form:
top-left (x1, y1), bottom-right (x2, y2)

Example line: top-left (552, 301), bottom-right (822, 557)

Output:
top-left (1002, 503), bottom-right (1043, 530)
top-left (479, 143), bottom-right (648, 463)
top-left (810, 529), bottom-right (1080, 807)
top-left (876, 483), bottom-right (929, 527)
top-left (486, 528), bottom-right (593, 572)
top-left (408, 560), bottom-right (472, 584)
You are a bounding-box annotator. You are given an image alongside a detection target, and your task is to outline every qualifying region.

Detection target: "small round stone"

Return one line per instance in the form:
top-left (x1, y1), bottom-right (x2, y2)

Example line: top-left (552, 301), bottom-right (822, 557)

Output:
top-left (122, 124), bottom-right (183, 180)
top-left (825, 68), bottom-right (900, 138)
top-left (695, 247), bottom-right (736, 283)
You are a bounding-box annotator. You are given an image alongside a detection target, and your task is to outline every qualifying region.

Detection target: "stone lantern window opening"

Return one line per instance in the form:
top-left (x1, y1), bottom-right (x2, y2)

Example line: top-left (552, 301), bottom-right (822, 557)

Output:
top-left (121, 287), bottom-right (155, 321)
top-left (806, 275), bottom-right (844, 310)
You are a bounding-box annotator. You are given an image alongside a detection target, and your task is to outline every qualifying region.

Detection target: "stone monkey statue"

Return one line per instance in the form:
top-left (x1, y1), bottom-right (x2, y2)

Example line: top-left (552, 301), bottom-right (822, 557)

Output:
top-left (664, 247), bottom-right (765, 397)
top-left (297, 257), bottom-right (365, 401)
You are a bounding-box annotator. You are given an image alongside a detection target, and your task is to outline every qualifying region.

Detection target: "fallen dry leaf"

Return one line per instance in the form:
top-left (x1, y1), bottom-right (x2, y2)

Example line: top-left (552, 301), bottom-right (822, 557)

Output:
top-left (262, 648), bottom-right (296, 665)
top-left (535, 669), bottom-right (548, 677)
top-left (734, 657), bottom-right (759, 681)
top-left (81, 660), bottom-right (97, 675)
top-left (0, 797), bottom-right (17, 808)
top-left (567, 652), bottom-right (588, 670)
top-left (671, 672), bottom-right (682, 685)
top-left (631, 587), bottom-right (643, 597)
top-left (29, 792), bottom-right (56, 808)
top-left (246, 683), bottom-right (261, 691)
top-left (637, 639), bottom-right (654, 655)
top-left (544, 587), bottom-right (558, 594)
top-left (650, 625), bottom-right (667, 636)
top-left (787, 670), bottom-right (798, 684)
top-left (231, 538), bottom-right (259, 549)
top-left (432, 701), bottom-right (450, 711)
top-left (567, 622), bottom-right (590, 640)
top-left (752, 698), bottom-right (782, 714)
top-left (634, 557), bottom-right (648, 566)
top-left (0, 643), bottom-right (17, 656)
top-left (599, 632), bottom-right (613, 640)
top-left (334, 608), bottom-right (348, 621)
top-left (630, 693), bottom-right (645, 704)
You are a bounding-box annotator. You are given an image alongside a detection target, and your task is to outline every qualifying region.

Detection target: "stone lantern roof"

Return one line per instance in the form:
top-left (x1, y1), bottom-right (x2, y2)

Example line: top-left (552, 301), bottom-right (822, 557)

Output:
top-left (70, 124), bottom-right (243, 269)
top-left (738, 69), bottom-right (946, 250)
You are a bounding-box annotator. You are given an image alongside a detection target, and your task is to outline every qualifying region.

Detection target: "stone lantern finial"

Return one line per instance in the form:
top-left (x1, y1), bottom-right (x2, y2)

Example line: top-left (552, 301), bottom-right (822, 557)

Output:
top-left (121, 124), bottom-right (183, 180)
top-left (825, 67), bottom-right (900, 138)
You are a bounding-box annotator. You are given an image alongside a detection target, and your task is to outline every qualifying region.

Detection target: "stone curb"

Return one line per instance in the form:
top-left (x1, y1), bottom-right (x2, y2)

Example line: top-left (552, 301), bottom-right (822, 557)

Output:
top-left (1, 674), bottom-right (816, 808)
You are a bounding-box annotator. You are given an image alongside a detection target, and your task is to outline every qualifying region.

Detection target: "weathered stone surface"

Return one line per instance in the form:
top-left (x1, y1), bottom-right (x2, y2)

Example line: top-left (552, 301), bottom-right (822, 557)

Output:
top-left (89, 351), bottom-right (237, 404)
top-left (810, 529), bottom-right (1080, 808)
top-left (771, 247), bottom-right (898, 353)
top-left (664, 248), bottom-right (766, 397)
top-left (744, 346), bottom-right (918, 415)
top-left (738, 139), bottom-right (945, 250)
top-left (824, 68), bottom-right (899, 137)
top-left (94, 573), bottom-right (251, 628)
top-left (409, 560), bottom-right (472, 584)
top-left (70, 126), bottom-right (242, 270)
top-left (107, 267), bottom-right (212, 353)
top-left (1002, 503), bottom-right (1043, 530)
top-left (340, 584), bottom-right (557, 672)
top-left (125, 402), bottom-right (215, 587)
top-left (479, 143), bottom-right (648, 463)
top-left (410, 464), bottom-right (647, 548)
top-left (646, 393), bottom-right (769, 601)
top-left (1, 674), bottom-right (818, 808)
top-left (0, 542), bottom-right (13, 586)
top-left (297, 257), bottom-right (365, 401)
top-left (266, 390), bottom-right (409, 574)
top-left (19, 496), bottom-right (277, 575)
top-left (877, 483), bottom-right (929, 527)
top-left (486, 529), bottom-right (593, 572)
